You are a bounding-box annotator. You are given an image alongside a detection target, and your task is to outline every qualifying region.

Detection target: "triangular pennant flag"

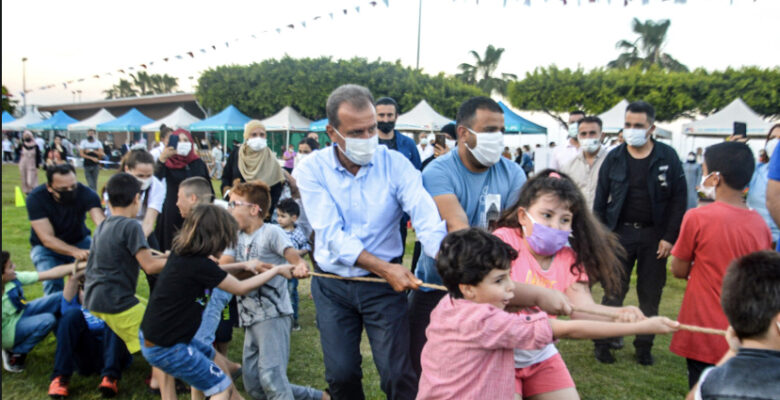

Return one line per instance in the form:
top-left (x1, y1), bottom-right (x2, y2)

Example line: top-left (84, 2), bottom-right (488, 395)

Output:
top-left (329, 12), bottom-right (334, 19)
top-left (276, 28), bottom-right (281, 33)
top-left (355, 6), bottom-right (360, 12)
top-left (343, 9), bottom-right (348, 15)
top-left (200, 48), bottom-right (207, 53)
top-left (15, 186), bottom-right (26, 207)
top-left (63, 83), bottom-right (67, 89)
top-left (287, 24), bottom-right (295, 29)
top-left (175, 55), bottom-right (183, 59)
top-left (187, 51), bottom-right (194, 58)
top-left (301, 21), bottom-right (306, 28)
top-left (163, 58), bottom-right (169, 62)
top-left (211, 45), bottom-right (217, 50)
top-left (225, 42), bottom-right (229, 47)
top-left (251, 34), bottom-right (256, 39)
top-left (77, 78), bottom-right (85, 82)
top-left (93, 74), bottom-right (100, 78)
top-left (149, 61), bottom-right (155, 66)
top-left (382, 0), bottom-right (389, 6)
top-left (314, 16), bottom-right (321, 20)
top-left (141, 64), bottom-right (147, 69)
top-left (128, 66), bottom-right (135, 70)
top-left (369, 1), bottom-right (377, 6)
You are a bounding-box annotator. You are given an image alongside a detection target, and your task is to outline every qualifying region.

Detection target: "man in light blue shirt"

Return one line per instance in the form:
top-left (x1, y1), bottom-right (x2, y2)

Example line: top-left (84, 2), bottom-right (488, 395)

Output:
top-left (292, 84), bottom-right (446, 400)
top-left (408, 96), bottom-right (528, 378)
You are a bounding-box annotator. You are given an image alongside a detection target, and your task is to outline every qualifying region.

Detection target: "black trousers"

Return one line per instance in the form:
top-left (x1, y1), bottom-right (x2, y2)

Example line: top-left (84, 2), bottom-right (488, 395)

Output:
top-left (407, 289), bottom-right (446, 381)
top-left (687, 358), bottom-right (714, 389)
top-left (598, 223), bottom-right (668, 349)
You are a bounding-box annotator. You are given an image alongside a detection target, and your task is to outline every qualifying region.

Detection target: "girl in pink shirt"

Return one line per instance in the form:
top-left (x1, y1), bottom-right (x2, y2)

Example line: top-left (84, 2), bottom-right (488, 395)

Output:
top-left (493, 170), bottom-right (646, 399)
top-left (418, 229), bottom-right (678, 400)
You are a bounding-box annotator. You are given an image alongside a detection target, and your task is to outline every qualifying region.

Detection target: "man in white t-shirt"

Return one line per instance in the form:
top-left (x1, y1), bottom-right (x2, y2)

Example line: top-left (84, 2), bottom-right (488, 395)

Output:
top-left (549, 110), bottom-right (585, 170)
top-left (78, 130), bottom-right (104, 191)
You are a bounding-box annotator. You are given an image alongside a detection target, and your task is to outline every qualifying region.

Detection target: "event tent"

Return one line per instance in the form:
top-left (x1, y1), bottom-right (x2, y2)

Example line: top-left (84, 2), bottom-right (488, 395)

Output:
top-left (97, 108), bottom-right (154, 132)
top-left (261, 106), bottom-right (312, 150)
top-left (27, 110), bottom-right (78, 131)
top-left (141, 107), bottom-right (201, 132)
top-left (682, 98), bottom-right (771, 137)
top-left (2, 111), bottom-right (15, 124)
top-left (67, 109), bottom-right (116, 131)
top-left (497, 101), bottom-right (547, 135)
top-left (309, 118), bottom-right (327, 132)
top-left (2, 109), bottom-right (46, 131)
top-left (189, 105), bottom-right (252, 149)
top-left (598, 99), bottom-right (671, 139)
top-left (395, 100), bottom-right (453, 132)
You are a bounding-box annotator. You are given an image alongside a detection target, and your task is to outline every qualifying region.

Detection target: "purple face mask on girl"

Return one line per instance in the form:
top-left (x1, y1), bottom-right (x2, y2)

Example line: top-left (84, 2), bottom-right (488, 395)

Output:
top-left (523, 212), bottom-right (571, 256)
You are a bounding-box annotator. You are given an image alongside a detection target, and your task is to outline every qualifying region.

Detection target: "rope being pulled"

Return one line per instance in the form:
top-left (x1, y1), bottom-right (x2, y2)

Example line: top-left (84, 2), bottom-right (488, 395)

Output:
top-left (308, 271), bottom-right (726, 336)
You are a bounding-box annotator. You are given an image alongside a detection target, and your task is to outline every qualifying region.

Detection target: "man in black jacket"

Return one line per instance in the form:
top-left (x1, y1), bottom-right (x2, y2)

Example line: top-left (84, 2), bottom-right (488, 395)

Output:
top-left (592, 100), bottom-right (687, 366)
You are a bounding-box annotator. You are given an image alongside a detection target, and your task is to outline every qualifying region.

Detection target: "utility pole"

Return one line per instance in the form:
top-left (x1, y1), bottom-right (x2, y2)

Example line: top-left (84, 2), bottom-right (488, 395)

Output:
top-left (21, 57), bottom-right (27, 111)
top-left (416, 0), bottom-right (422, 70)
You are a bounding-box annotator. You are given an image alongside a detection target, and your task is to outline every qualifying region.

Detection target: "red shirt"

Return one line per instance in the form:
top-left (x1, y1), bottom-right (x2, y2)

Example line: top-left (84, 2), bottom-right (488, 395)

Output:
top-left (670, 201), bottom-right (771, 364)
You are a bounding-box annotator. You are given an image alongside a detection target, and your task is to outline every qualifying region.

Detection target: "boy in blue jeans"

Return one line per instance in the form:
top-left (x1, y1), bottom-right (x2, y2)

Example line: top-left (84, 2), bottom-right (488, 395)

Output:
top-left (276, 198), bottom-right (311, 331)
top-left (2, 250), bottom-right (75, 373)
top-left (688, 251), bottom-right (780, 399)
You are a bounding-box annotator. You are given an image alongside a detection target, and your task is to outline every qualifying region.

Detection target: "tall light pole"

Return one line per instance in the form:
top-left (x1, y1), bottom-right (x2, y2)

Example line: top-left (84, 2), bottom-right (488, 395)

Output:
top-left (415, 0), bottom-right (422, 70)
top-left (21, 57), bottom-right (28, 111)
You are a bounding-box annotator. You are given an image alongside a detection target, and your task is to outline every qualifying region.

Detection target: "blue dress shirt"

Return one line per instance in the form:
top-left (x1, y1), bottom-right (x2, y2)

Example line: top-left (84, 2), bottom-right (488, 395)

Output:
top-left (293, 145), bottom-right (447, 277)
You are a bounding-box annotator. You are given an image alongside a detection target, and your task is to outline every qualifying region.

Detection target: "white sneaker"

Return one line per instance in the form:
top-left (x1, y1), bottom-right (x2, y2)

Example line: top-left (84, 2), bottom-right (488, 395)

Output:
top-left (2, 349), bottom-right (24, 373)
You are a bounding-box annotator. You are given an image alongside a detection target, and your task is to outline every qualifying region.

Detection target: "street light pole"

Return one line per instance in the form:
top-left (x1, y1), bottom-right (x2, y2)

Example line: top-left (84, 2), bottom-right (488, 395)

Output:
top-left (416, 0), bottom-right (422, 70)
top-left (21, 57), bottom-right (27, 111)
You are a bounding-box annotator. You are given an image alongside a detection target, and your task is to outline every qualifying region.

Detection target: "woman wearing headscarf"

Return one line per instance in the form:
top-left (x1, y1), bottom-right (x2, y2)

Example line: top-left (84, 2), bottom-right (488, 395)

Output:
top-left (682, 151), bottom-right (702, 210)
top-left (221, 120), bottom-right (286, 218)
top-left (153, 128), bottom-right (211, 251)
top-left (18, 131), bottom-right (42, 194)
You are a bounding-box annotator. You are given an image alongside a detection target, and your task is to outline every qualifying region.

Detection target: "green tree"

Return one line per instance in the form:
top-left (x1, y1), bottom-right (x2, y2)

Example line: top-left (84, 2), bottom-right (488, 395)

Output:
top-left (104, 73), bottom-right (178, 99)
top-left (508, 65), bottom-right (780, 123)
top-left (196, 56), bottom-right (483, 120)
top-left (2, 85), bottom-right (17, 115)
top-left (456, 45), bottom-right (517, 96)
top-left (608, 18), bottom-right (688, 72)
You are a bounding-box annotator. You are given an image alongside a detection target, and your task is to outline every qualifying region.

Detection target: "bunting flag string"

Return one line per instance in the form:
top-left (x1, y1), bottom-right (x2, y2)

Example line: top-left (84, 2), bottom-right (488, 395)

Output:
top-left (21, 0), bottom-right (387, 95)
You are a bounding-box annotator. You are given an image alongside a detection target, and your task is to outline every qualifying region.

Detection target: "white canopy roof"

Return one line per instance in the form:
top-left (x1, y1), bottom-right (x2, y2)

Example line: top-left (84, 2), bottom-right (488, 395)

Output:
top-left (597, 98), bottom-right (671, 139)
top-left (67, 109), bottom-right (116, 132)
top-left (141, 107), bottom-right (201, 132)
top-left (683, 98), bottom-right (771, 137)
top-left (396, 100), bottom-right (453, 132)
top-left (2, 109), bottom-right (46, 131)
top-left (261, 106), bottom-right (312, 132)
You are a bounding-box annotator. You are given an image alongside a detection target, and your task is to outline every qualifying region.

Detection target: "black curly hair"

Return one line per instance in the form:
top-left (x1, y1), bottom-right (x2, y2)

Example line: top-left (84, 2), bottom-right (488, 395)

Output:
top-left (496, 169), bottom-right (624, 296)
top-left (436, 228), bottom-right (518, 298)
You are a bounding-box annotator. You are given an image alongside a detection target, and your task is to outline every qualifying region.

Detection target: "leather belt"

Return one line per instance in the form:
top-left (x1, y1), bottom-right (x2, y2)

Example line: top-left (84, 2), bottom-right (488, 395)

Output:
top-left (622, 221), bottom-right (653, 229)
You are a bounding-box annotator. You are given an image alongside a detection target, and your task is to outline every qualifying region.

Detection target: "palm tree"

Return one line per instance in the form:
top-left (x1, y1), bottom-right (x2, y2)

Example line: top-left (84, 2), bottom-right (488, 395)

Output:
top-left (115, 79), bottom-right (138, 98)
top-left (608, 18), bottom-right (688, 72)
top-left (149, 74), bottom-right (179, 94)
top-left (130, 71), bottom-right (154, 95)
top-left (456, 45), bottom-right (517, 96)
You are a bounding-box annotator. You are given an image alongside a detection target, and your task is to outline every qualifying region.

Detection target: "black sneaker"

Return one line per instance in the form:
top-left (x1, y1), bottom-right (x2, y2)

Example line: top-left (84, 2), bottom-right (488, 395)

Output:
top-left (2, 350), bottom-right (25, 373)
top-left (594, 345), bottom-right (615, 364)
top-left (609, 337), bottom-right (624, 350)
top-left (636, 348), bottom-right (654, 366)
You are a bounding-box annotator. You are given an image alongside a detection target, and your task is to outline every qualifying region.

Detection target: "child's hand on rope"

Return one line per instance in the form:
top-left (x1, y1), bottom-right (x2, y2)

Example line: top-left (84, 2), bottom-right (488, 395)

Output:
top-left (615, 306), bottom-right (645, 323)
top-left (292, 261), bottom-right (309, 279)
top-left (639, 316), bottom-right (680, 334)
top-left (245, 260), bottom-right (273, 274)
top-left (275, 264), bottom-right (296, 279)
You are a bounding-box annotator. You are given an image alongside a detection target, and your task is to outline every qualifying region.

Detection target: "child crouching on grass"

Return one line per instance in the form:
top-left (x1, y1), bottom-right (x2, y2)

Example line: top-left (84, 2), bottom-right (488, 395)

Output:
top-left (139, 204), bottom-right (302, 400)
top-left (417, 229), bottom-right (679, 400)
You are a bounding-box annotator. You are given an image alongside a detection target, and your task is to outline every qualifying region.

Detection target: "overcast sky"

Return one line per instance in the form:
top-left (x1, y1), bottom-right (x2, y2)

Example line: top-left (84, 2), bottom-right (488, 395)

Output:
top-left (2, 0), bottom-right (778, 107)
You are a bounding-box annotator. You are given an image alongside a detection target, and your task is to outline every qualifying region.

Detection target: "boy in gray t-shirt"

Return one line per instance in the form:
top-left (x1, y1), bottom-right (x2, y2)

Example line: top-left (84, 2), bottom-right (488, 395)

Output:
top-left (221, 181), bottom-right (318, 400)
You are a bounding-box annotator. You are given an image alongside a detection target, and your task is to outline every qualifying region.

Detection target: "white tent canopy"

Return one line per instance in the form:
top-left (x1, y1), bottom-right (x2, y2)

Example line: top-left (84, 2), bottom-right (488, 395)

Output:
top-left (141, 107), bottom-right (201, 132)
top-left (67, 108), bottom-right (116, 132)
top-left (395, 100), bottom-right (453, 132)
top-left (597, 98), bottom-right (671, 139)
top-left (683, 98), bottom-right (771, 137)
top-left (261, 106), bottom-right (312, 132)
top-left (2, 109), bottom-right (46, 131)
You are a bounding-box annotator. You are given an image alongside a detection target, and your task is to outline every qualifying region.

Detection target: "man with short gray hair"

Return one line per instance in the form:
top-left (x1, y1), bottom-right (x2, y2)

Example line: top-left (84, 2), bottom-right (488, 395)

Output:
top-left (294, 84), bottom-right (447, 399)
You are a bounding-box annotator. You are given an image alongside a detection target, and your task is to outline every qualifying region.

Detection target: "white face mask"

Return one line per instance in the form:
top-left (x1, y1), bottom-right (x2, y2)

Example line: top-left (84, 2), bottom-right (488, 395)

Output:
top-left (247, 137), bottom-right (267, 151)
top-left (766, 138), bottom-right (778, 158)
top-left (568, 123), bottom-right (579, 139)
top-left (624, 128), bottom-right (649, 147)
top-left (176, 142), bottom-right (192, 156)
top-left (333, 128), bottom-right (378, 166)
top-left (138, 177), bottom-right (152, 191)
top-left (466, 128), bottom-right (504, 167)
top-left (580, 138), bottom-right (601, 154)
top-left (445, 138), bottom-right (457, 149)
top-left (698, 171), bottom-right (719, 200)
top-left (420, 139), bottom-right (428, 146)
top-left (295, 152), bottom-right (309, 164)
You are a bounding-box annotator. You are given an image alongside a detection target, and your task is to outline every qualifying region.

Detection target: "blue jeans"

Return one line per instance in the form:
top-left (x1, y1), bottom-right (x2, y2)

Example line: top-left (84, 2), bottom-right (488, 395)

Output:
top-left (52, 308), bottom-right (131, 379)
top-left (30, 236), bottom-right (91, 295)
top-left (13, 292), bottom-right (62, 354)
top-left (287, 278), bottom-right (299, 322)
top-left (312, 275), bottom-right (417, 400)
top-left (243, 316), bottom-right (322, 400)
top-left (194, 288), bottom-right (233, 345)
top-left (139, 330), bottom-right (231, 397)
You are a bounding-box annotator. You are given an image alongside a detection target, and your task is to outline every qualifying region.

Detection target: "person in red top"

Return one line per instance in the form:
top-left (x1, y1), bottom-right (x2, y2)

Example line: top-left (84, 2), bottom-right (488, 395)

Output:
top-left (670, 141), bottom-right (772, 389)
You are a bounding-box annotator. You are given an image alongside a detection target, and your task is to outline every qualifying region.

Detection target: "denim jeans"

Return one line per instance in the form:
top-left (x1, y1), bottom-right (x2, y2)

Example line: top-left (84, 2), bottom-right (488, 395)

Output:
top-left (194, 288), bottom-right (233, 345)
top-left (312, 275), bottom-right (417, 400)
top-left (139, 330), bottom-right (231, 397)
top-left (51, 308), bottom-right (131, 379)
top-left (30, 236), bottom-right (91, 295)
top-left (13, 292), bottom-right (62, 354)
top-left (83, 165), bottom-right (99, 192)
top-left (287, 279), bottom-right (299, 322)
top-left (243, 316), bottom-right (322, 400)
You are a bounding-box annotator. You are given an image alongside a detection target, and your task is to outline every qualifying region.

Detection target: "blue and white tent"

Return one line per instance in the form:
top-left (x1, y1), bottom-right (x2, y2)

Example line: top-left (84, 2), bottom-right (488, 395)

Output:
top-left (96, 108), bottom-right (153, 132)
top-left (27, 110), bottom-right (78, 131)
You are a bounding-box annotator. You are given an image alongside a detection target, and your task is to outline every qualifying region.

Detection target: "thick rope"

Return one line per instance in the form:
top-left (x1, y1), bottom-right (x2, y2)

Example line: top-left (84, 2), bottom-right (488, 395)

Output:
top-left (308, 271), bottom-right (726, 336)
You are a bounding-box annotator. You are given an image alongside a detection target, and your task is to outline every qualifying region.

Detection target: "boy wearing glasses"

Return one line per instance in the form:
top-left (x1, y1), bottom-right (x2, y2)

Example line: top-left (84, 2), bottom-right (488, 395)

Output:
top-left (222, 180), bottom-right (325, 400)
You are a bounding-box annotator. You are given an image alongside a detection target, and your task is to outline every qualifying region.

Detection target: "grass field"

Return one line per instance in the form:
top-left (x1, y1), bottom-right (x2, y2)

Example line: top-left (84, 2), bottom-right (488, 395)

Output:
top-left (1, 163), bottom-right (690, 399)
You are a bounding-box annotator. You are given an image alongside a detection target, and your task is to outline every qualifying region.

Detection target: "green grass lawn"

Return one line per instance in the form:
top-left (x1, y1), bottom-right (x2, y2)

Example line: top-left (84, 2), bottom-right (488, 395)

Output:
top-left (1, 163), bottom-right (690, 399)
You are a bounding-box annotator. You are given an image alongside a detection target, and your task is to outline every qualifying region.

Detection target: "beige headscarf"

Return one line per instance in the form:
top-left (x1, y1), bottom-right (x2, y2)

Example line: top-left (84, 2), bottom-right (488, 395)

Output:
top-left (238, 120), bottom-right (284, 186)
